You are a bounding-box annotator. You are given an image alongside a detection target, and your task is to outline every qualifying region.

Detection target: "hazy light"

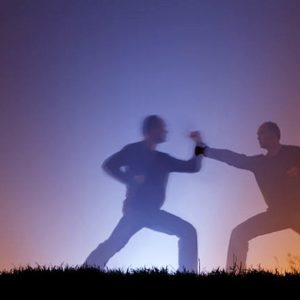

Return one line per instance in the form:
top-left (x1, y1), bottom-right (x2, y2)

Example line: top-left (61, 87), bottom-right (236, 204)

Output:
top-left (1, 0), bottom-right (300, 272)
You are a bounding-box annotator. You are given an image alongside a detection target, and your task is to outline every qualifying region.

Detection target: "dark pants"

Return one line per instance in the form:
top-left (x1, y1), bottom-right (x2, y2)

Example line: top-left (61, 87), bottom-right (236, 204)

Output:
top-left (84, 208), bottom-right (198, 272)
top-left (226, 208), bottom-right (300, 270)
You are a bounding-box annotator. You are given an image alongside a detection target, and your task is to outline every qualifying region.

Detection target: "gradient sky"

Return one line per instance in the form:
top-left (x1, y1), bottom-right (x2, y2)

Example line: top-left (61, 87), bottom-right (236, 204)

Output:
top-left (1, 0), bottom-right (300, 272)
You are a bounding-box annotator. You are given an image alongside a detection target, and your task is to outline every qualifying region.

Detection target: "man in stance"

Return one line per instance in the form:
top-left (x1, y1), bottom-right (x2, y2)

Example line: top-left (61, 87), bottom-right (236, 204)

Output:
top-left (85, 115), bottom-right (203, 272)
top-left (195, 122), bottom-right (300, 270)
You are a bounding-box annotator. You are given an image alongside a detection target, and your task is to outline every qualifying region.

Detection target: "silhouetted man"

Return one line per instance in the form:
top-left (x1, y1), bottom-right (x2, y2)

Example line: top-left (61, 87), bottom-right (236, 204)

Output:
top-left (195, 122), bottom-right (300, 270)
top-left (85, 115), bottom-right (203, 272)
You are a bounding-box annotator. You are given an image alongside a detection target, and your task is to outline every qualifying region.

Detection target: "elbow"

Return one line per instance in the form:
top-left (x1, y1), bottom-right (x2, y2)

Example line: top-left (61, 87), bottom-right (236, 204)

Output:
top-left (191, 163), bottom-right (201, 173)
top-left (194, 165), bottom-right (201, 173)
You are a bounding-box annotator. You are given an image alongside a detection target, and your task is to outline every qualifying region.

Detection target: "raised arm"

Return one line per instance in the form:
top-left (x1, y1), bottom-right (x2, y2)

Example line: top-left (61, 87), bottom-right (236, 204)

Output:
top-left (102, 145), bottom-right (131, 184)
top-left (167, 131), bottom-right (203, 173)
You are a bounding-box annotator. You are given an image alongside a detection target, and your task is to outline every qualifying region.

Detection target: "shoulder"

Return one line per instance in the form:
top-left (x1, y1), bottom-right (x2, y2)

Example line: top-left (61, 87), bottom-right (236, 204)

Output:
top-left (281, 145), bottom-right (300, 151)
top-left (121, 141), bottom-right (142, 152)
top-left (280, 145), bottom-right (300, 156)
top-left (155, 151), bottom-right (172, 160)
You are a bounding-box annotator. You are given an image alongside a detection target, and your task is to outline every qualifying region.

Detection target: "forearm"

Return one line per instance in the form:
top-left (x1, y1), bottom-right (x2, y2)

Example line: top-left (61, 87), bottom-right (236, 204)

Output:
top-left (102, 160), bottom-right (131, 185)
top-left (186, 155), bottom-right (202, 172)
top-left (184, 141), bottom-right (203, 172)
top-left (169, 145), bottom-right (202, 173)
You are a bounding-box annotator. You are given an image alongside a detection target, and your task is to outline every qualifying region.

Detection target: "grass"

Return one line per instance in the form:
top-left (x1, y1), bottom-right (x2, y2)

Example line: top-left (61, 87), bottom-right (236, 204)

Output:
top-left (1, 265), bottom-right (300, 296)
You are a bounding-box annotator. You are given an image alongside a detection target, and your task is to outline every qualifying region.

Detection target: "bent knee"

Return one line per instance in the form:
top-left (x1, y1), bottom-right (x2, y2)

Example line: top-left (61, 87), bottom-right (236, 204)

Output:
top-left (230, 225), bottom-right (252, 243)
top-left (179, 223), bottom-right (197, 238)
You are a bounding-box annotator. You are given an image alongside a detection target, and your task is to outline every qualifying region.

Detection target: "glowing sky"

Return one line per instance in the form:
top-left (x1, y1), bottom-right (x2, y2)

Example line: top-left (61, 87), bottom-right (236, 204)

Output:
top-left (1, 0), bottom-right (300, 272)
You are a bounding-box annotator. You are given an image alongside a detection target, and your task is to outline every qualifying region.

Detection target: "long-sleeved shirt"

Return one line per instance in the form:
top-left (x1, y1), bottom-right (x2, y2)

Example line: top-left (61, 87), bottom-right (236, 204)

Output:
top-left (103, 141), bottom-right (201, 211)
top-left (206, 145), bottom-right (300, 211)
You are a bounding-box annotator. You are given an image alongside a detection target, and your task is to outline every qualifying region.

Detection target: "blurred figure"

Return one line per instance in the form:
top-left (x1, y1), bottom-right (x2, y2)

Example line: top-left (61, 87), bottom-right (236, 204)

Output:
top-left (195, 122), bottom-right (300, 270)
top-left (84, 115), bottom-right (203, 272)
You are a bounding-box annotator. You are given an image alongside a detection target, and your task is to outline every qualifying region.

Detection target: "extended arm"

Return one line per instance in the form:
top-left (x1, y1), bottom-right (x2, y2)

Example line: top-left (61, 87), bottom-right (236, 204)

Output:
top-left (204, 147), bottom-right (254, 170)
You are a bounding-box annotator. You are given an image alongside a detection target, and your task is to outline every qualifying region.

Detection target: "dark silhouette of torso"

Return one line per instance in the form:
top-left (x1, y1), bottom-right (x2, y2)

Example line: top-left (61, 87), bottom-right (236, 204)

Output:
top-left (104, 141), bottom-right (200, 212)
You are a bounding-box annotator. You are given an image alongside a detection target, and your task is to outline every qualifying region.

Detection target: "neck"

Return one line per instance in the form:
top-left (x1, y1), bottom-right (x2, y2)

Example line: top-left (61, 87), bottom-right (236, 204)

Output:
top-left (266, 143), bottom-right (281, 157)
top-left (144, 139), bottom-right (157, 150)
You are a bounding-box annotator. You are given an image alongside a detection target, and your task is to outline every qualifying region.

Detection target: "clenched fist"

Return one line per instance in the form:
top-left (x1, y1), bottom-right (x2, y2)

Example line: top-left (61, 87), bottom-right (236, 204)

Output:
top-left (189, 131), bottom-right (202, 144)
